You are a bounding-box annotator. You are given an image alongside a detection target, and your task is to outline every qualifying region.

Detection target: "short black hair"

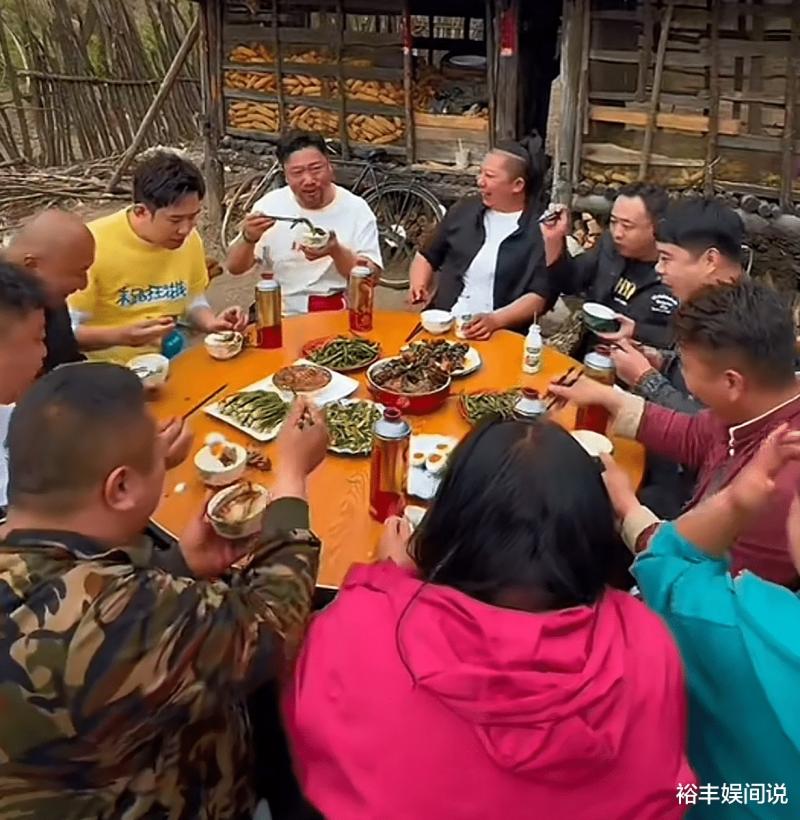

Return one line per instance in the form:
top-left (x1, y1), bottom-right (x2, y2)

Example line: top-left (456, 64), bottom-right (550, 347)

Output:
top-left (133, 150), bottom-right (205, 211)
top-left (675, 280), bottom-right (796, 387)
top-left (617, 182), bottom-right (669, 224)
top-left (276, 131), bottom-right (328, 165)
top-left (7, 362), bottom-right (156, 513)
top-left (409, 420), bottom-right (620, 609)
top-left (657, 199), bottom-right (744, 261)
top-left (0, 260), bottom-right (47, 337)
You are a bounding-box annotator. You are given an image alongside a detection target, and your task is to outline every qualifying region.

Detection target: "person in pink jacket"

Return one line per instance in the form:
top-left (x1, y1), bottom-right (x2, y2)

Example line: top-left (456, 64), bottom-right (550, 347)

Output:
top-left (283, 420), bottom-right (694, 820)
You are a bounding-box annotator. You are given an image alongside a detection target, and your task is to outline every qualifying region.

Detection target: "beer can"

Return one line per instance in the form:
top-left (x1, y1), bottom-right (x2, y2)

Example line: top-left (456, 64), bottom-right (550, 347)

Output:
top-left (349, 265), bottom-right (374, 332)
top-left (255, 279), bottom-right (282, 349)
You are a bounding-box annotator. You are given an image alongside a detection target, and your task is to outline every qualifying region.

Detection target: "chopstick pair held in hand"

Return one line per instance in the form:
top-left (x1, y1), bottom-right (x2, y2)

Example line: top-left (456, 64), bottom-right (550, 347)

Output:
top-left (544, 367), bottom-right (583, 411)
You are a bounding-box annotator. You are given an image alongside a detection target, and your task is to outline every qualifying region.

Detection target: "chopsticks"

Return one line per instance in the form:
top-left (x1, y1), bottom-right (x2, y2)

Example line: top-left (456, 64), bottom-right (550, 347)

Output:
top-left (404, 321), bottom-right (424, 344)
top-left (181, 383), bottom-right (229, 421)
top-left (544, 367), bottom-right (582, 412)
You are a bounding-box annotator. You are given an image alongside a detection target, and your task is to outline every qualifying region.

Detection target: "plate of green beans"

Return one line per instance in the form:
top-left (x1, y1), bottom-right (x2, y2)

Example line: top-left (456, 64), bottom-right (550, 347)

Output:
top-left (459, 389), bottom-right (522, 426)
top-left (325, 399), bottom-right (384, 455)
top-left (303, 335), bottom-right (381, 372)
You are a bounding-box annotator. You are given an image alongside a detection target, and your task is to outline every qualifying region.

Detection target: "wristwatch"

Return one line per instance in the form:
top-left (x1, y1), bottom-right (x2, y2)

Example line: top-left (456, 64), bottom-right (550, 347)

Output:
top-left (635, 368), bottom-right (663, 396)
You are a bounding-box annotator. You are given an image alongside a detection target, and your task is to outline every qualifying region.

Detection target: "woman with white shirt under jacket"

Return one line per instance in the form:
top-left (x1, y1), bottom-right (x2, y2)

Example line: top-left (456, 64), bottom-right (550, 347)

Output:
top-left (408, 133), bottom-right (557, 340)
top-left (225, 131), bottom-right (383, 316)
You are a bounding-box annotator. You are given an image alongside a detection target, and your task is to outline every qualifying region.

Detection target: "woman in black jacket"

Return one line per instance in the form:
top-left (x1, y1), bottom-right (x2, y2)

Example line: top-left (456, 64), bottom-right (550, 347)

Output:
top-left (408, 134), bottom-right (555, 339)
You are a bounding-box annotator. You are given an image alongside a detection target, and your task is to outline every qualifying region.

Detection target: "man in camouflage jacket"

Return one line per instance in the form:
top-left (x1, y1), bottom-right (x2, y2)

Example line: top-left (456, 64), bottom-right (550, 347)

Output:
top-left (0, 362), bottom-right (327, 819)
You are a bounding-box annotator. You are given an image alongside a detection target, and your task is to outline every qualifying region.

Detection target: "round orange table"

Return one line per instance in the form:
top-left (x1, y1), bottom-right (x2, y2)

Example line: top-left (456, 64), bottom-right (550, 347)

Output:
top-left (149, 311), bottom-right (644, 588)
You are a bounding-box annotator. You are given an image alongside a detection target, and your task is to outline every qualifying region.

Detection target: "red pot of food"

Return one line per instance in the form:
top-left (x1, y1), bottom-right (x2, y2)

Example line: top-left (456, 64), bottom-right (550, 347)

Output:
top-left (366, 358), bottom-right (451, 414)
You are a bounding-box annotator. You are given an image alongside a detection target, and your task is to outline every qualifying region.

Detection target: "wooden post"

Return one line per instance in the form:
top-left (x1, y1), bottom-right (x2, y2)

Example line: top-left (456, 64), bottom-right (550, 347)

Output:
top-left (571, 0), bottom-right (590, 190)
top-left (199, 0), bottom-right (224, 234)
top-left (495, 0), bottom-right (519, 140)
top-left (635, 0), bottom-right (653, 104)
top-left (106, 15), bottom-right (200, 192)
top-left (0, 8), bottom-right (29, 159)
top-left (485, 0), bottom-right (496, 148)
top-left (557, 0), bottom-right (583, 203)
top-left (334, 0), bottom-right (349, 158)
top-left (271, 0), bottom-right (286, 134)
top-left (638, 1), bottom-right (674, 180)
top-left (704, 0), bottom-right (721, 196)
top-left (402, 1), bottom-right (416, 163)
top-left (781, 2), bottom-right (800, 209)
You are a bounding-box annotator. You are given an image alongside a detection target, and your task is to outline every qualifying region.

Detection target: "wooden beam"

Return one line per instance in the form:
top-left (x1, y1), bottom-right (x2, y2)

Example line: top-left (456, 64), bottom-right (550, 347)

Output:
top-left (704, 0), bottom-right (721, 196)
top-left (635, 0), bottom-right (653, 104)
top-left (589, 105), bottom-right (740, 135)
top-left (200, 0), bottom-right (224, 234)
top-left (494, 0), bottom-right (519, 141)
top-left (556, 0), bottom-right (583, 203)
top-left (402, 1), bottom-right (416, 162)
top-left (780, 2), bottom-right (800, 209)
top-left (572, 0), bottom-right (590, 188)
top-left (485, 0), bottom-right (496, 148)
top-left (639, 1), bottom-right (674, 180)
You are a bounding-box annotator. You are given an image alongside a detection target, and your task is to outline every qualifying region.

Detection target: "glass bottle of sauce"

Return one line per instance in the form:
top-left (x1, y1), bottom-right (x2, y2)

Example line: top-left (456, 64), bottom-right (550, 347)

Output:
top-left (369, 408), bottom-right (411, 522)
top-left (575, 351), bottom-right (616, 434)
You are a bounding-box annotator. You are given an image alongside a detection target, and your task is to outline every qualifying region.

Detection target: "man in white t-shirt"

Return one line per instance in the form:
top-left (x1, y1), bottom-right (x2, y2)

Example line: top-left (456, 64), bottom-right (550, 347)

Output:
top-left (0, 262), bottom-right (48, 509)
top-left (225, 131), bottom-right (383, 315)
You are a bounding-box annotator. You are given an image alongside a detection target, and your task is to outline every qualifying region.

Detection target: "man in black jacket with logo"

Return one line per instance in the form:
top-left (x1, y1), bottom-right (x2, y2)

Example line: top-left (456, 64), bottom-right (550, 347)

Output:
top-left (409, 136), bottom-right (554, 340)
top-left (543, 182), bottom-right (678, 349)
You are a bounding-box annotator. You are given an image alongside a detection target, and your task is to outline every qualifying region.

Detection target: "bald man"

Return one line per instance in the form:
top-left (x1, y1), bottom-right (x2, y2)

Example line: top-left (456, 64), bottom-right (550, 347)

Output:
top-left (6, 209), bottom-right (94, 371)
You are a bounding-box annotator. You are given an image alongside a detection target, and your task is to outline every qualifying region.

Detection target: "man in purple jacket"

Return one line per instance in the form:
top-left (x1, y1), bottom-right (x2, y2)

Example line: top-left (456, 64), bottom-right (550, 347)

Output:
top-left (551, 280), bottom-right (800, 587)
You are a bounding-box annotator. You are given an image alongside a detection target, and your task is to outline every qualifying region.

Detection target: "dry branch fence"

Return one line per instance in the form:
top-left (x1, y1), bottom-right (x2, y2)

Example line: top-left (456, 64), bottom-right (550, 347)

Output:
top-left (0, 0), bottom-right (201, 166)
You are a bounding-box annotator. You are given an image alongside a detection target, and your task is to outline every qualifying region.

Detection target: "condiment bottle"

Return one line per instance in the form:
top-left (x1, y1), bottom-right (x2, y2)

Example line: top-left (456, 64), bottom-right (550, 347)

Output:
top-left (255, 279), bottom-right (282, 349)
top-left (348, 264), bottom-right (374, 332)
top-left (369, 408), bottom-right (411, 522)
top-left (575, 351), bottom-right (615, 434)
top-left (513, 388), bottom-right (546, 422)
top-left (522, 322), bottom-right (542, 374)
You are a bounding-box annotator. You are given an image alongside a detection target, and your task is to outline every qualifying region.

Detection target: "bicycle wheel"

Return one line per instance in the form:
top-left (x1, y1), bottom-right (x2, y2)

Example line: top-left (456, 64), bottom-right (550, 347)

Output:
top-left (221, 166), bottom-right (282, 250)
top-left (362, 183), bottom-right (445, 290)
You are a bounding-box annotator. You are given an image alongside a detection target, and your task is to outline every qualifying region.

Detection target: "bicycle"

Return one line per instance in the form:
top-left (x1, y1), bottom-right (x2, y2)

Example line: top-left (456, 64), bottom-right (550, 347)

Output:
top-left (221, 140), bottom-right (446, 289)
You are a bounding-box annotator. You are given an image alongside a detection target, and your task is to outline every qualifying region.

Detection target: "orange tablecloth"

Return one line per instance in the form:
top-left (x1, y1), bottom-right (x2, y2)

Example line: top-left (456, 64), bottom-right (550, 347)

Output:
top-left (149, 311), bottom-right (645, 588)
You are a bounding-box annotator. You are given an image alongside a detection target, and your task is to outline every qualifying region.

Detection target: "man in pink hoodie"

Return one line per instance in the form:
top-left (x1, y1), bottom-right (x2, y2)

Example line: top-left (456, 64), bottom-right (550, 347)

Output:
top-left (284, 420), bottom-right (693, 819)
top-left (551, 280), bottom-right (800, 587)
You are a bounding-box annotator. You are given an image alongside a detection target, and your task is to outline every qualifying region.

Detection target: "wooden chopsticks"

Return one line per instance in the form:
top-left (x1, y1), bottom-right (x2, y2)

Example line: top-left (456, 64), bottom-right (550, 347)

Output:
top-left (544, 367), bottom-right (583, 411)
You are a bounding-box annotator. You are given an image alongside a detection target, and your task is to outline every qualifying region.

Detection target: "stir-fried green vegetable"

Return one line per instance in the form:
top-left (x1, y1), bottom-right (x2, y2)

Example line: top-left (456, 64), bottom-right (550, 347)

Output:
top-left (218, 390), bottom-right (289, 433)
top-left (308, 336), bottom-right (380, 371)
top-left (460, 390), bottom-right (521, 425)
top-left (325, 400), bottom-right (382, 454)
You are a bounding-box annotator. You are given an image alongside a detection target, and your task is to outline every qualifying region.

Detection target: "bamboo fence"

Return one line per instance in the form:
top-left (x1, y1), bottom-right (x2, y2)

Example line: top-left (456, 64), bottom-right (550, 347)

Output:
top-left (0, 0), bottom-right (201, 166)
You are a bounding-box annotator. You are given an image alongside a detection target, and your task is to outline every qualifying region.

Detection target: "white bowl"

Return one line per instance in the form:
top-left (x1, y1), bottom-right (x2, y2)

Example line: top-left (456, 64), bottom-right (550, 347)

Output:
top-left (302, 228), bottom-right (331, 249)
top-left (194, 442), bottom-right (248, 486)
top-left (127, 353), bottom-right (169, 389)
top-left (571, 430), bottom-right (614, 458)
top-left (420, 309), bottom-right (454, 335)
top-left (207, 481), bottom-right (270, 539)
top-left (204, 331), bottom-right (243, 360)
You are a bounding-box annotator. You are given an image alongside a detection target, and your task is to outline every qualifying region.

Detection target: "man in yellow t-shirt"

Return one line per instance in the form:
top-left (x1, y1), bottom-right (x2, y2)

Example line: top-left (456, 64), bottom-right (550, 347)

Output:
top-left (69, 151), bottom-right (246, 364)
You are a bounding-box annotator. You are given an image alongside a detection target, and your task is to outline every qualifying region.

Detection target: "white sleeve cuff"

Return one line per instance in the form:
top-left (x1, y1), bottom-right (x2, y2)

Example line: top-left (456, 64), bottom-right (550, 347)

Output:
top-left (187, 294), bottom-right (211, 314)
top-left (68, 309), bottom-right (90, 330)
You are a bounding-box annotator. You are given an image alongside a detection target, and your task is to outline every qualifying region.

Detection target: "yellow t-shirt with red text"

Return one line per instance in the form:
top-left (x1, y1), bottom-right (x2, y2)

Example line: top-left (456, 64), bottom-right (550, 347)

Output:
top-left (68, 208), bottom-right (208, 364)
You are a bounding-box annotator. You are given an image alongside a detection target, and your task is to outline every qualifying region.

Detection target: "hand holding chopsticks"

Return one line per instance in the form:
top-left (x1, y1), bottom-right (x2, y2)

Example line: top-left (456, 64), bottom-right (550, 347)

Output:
top-left (544, 367), bottom-right (583, 411)
top-left (547, 372), bottom-right (623, 416)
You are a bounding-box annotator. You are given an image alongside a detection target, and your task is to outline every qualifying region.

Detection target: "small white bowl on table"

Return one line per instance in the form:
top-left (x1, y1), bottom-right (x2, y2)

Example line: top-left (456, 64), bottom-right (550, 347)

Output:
top-left (193, 442), bottom-right (248, 486)
top-left (204, 331), bottom-right (244, 360)
top-left (420, 310), bottom-right (454, 335)
top-left (127, 353), bottom-right (169, 390)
